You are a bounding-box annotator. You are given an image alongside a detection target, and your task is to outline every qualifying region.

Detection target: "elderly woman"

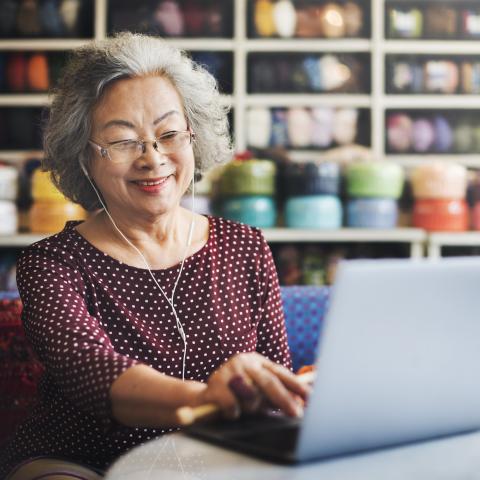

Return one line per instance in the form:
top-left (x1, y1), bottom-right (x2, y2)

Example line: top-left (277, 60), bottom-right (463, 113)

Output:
top-left (0, 33), bottom-right (307, 479)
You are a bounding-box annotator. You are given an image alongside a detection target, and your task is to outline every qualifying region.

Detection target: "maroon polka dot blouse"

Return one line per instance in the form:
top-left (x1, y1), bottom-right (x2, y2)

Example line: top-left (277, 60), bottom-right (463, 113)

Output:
top-left (0, 216), bottom-right (291, 476)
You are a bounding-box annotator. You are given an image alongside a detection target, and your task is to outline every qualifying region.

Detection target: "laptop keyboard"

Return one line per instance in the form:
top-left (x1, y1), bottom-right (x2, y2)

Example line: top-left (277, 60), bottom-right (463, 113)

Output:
top-left (230, 424), bottom-right (300, 452)
top-left (188, 413), bottom-right (301, 457)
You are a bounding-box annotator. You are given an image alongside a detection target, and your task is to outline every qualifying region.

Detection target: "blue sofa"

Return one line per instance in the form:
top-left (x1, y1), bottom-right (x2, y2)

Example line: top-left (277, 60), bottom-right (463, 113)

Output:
top-left (281, 286), bottom-right (330, 372)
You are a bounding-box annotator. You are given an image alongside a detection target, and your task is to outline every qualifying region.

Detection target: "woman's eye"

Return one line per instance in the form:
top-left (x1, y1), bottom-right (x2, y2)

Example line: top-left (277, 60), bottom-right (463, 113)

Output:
top-left (111, 140), bottom-right (138, 151)
top-left (159, 131), bottom-right (179, 140)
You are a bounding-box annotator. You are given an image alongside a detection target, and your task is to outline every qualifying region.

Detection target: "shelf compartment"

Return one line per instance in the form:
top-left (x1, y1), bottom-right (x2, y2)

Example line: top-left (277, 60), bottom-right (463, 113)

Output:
top-left (427, 231), bottom-right (480, 258)
top-left (107, 0), bottom-right (234, 39)
top-left (248, 52), bottom-right (371, 95)
top-left (385, 53), bottom-right (480, 95)
top-left (245, 106), bottom-right (370, 151)
top-left (385, 109), bottom-right (480, 157)
top-left (247, 0), bottom-right (371, 41)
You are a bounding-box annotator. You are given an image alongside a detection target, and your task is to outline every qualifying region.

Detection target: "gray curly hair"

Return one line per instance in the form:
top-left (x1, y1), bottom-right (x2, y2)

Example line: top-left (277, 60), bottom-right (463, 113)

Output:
top-left (43, 32), bottom-right (233, 211)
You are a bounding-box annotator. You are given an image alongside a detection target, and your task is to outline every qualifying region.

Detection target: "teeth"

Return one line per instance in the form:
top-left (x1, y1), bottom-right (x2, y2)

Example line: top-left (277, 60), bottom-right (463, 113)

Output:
top-left (137, 177), bottom-right (169, 186)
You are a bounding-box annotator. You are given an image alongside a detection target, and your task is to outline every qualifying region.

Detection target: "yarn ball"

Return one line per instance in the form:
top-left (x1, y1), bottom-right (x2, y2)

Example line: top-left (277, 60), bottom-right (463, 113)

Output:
top-left (412, 118), bottom-right (435, 152)
top-left (387, 113), bottom-right (413, 152)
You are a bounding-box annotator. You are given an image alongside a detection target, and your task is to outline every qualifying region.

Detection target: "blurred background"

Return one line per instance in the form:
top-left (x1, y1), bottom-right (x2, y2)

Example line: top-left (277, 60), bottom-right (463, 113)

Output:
top-left (1, 0), bottom-right (480, 292)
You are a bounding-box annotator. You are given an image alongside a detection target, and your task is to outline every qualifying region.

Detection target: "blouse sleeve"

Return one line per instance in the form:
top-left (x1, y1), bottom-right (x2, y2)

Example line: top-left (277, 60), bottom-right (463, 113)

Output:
top-left (16, 244), bottom-right (141, 427)
top-left (254, 230), bottom-right (292, 370)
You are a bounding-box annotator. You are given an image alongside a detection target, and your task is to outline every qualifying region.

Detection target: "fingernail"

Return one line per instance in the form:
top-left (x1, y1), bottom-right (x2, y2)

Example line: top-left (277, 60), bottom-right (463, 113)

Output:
top-left (228, 376), bottom-right (256, 401)
top-left (294, 404), bottom-right (304, 418)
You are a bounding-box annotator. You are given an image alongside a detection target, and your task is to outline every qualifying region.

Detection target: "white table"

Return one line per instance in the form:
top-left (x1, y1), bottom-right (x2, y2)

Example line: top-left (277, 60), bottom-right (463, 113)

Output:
top-left (105, 430), bottom-right (480, 480)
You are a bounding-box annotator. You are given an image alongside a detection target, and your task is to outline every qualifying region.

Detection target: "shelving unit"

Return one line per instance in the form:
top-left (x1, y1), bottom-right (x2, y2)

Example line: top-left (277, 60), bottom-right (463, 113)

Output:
top-left (2, 0), bottom-right (478, 164)
top-left (379, 1), bottom-right (480, 166)
top-left (1, 0), bottom-right (479, 260)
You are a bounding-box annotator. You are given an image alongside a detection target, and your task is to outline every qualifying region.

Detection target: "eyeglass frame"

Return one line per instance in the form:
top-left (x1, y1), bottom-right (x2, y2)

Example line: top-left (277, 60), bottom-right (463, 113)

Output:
top-left (88, 129), bottom-right (196, 163)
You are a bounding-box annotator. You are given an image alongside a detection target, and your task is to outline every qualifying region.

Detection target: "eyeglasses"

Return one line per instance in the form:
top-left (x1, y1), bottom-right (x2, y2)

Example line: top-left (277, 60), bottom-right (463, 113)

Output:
top-left (89, 130), bottom-right (195, 164)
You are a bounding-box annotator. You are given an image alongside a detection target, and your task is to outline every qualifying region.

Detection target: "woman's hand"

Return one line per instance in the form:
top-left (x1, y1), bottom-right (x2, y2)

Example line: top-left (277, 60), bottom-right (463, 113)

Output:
top-left (195, 352), bottom-right (310, 420)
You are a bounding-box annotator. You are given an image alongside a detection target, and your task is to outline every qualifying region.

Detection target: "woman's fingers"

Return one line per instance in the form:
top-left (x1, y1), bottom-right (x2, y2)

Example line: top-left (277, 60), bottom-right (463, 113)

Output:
top-left (244, 364), bottom-right (304, 418)
top-left (228, 375), bottom-right (262, 413)
top-left (204, 353), bottom-right (312, 420)
top-left (263, 362), bottom-right (311, 400)
top-left (206, 370), bottom-right (242, 419)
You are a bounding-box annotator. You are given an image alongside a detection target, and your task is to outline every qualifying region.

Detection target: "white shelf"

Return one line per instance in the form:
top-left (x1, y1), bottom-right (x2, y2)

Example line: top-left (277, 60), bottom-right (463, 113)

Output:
top-left (386, 155), bottom-right (480, 169)
top-left (383, 95), bottom-right (480, 110)
top-left (262, 228), bottom-right (426, 243)
top-left (0, 39), bottom-right (90, 50)
top-left (383, 40), bottom-right (480, 55)
top-left (0, 229), bottom-right (427, 249)
top-left (429, 232), bottom-right (480, 247)
top-left (246, 94), bottom-right (371, 108)
top-left (245, 39), bottom-right (371, 52)
top-left (263, 227), bottom-right (426, 258)
top-left (0, 234), bottom-right (45, 247)
top-left (0, 151), bottom-right (44, 162)
top-left (0, 94), bottom-right (232, 108)
top-left (164, 39), bottom-right (235, 51)
top-left (0, 94), bottom-right (51, 107)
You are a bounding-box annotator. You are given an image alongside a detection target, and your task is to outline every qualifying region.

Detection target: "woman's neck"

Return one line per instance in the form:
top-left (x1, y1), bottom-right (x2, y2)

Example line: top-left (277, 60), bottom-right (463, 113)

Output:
top-left (98, 207), bottom-right (192, 252)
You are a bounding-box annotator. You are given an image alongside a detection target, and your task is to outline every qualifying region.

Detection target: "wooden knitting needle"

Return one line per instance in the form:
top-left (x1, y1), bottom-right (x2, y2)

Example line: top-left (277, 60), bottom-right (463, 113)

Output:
top-left (175, 370), bottom-right (316, 426)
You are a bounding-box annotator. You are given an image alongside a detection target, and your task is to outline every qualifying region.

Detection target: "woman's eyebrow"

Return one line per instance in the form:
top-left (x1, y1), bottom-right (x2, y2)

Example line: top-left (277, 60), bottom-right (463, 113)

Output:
top-left (101, 119), bottom-right (136, 131)
top-left (100, 110), bottom-right (180, 131)
top-left (153, 110), bottom-right (180, 125)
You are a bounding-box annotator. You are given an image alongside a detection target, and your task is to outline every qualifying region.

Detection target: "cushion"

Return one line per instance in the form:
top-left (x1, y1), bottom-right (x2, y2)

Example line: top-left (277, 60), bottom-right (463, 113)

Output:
top-left (280, 286), bottom-right (330, 372)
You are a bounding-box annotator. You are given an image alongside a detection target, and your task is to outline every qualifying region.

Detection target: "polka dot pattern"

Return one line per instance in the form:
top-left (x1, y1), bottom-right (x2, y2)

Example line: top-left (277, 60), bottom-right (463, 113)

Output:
top-left (0, 215), bottom-right (291, 476)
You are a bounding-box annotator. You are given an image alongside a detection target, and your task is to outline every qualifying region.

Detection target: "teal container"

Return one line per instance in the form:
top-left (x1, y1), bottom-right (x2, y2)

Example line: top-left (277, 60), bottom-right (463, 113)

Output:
top-left (222, 196), bottom-right (276, 228)
top-left (285, 196), bottom-right (342, 229)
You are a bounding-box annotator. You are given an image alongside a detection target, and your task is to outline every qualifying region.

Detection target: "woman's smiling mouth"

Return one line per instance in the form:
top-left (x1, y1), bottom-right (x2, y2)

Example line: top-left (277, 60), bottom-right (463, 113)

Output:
top-left (132, 175), bottom-right (173, 193)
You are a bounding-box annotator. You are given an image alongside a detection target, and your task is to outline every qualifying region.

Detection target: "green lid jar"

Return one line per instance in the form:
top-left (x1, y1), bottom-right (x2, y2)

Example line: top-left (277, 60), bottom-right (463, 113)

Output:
top-left (218, 159), bottom-right (276, 196)
top-left (346, 162), bottom-right (404, 199)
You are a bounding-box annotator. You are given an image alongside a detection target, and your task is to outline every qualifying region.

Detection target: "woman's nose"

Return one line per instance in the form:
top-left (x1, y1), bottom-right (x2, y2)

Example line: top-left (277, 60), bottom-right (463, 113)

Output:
top-left (135, 142), bottom-right (168, 168)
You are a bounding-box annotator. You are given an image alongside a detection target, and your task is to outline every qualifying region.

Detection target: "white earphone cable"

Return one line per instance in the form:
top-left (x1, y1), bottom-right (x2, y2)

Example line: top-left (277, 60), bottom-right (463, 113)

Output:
top-left (80, 162), bottom-right (194, 381)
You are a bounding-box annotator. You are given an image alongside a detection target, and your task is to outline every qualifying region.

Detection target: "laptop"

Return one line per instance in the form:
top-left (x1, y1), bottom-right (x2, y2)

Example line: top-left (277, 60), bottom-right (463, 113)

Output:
top-left (187, 257), bottom-right (480, 463)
